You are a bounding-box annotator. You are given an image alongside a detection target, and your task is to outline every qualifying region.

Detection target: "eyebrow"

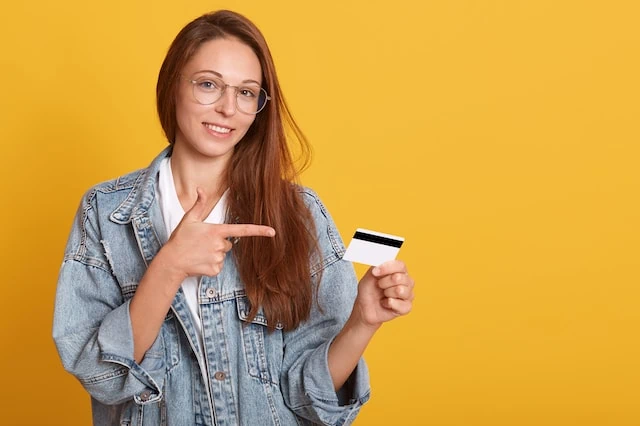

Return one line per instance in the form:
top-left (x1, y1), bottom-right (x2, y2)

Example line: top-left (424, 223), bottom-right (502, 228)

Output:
top-left (193, 69), bottom-right (261, 86)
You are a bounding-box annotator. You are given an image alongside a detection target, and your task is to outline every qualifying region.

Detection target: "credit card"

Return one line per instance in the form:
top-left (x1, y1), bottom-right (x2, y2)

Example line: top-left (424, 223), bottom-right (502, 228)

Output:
top-left (342, 228), bottom-right (405, 266)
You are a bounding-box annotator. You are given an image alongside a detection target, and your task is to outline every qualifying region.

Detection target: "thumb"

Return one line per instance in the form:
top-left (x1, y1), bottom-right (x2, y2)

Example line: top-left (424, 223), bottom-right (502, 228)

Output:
top-left (183, 187), bottom-right (210, 222)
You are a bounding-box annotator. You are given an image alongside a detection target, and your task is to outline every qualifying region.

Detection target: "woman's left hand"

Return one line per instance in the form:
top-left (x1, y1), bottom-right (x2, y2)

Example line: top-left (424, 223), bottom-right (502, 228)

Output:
top-left (352, 260), bottom-right (415, 329)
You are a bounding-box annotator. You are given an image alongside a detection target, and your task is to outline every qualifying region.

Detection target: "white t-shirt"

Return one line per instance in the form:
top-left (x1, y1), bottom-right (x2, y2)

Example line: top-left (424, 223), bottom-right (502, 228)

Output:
top-left (157, 156), bottom-right (228, 349)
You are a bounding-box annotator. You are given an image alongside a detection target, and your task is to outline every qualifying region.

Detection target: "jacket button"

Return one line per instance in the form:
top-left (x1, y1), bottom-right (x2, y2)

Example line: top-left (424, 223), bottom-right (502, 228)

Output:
top-left (140, 390), bottom-right (152, 401)
top-left (214, 371), bottom-right (226, 381)
top-left (206, 288), bottom-right (216, 298)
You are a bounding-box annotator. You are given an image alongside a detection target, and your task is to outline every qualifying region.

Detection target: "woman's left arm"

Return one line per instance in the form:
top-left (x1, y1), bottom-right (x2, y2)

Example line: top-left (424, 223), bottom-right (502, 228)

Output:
top-left (280, 188), bottom-right (414, 425)
top-left (328, 260), bottom-right (415, 390)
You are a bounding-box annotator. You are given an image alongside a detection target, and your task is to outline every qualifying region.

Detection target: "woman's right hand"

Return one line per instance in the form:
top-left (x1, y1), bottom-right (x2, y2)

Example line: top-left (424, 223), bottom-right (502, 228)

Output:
top-left (158, 187), bottom-right (276, 281)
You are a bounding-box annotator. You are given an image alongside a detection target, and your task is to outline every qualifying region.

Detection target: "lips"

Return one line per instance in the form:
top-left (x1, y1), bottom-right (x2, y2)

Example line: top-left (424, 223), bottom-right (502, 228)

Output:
top-left (203, 122), bottom-right (232, 134)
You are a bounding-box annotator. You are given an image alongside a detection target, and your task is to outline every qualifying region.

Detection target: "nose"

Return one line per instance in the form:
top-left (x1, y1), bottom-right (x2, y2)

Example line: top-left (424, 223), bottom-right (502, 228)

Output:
top-left (214, 86), bottom-right (237, 116)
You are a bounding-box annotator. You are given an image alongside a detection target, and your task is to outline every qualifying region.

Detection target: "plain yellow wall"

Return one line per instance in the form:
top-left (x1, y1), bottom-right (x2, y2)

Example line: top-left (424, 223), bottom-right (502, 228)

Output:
top-left (1, 0), bottom-right (638, 425)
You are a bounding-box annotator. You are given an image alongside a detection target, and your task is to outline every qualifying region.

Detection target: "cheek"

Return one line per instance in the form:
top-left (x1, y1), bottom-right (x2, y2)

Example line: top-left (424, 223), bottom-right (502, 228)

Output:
top-left (175, 100), bottom-right (202, 131)
top-left (236, 115), bottom-right (257, 135)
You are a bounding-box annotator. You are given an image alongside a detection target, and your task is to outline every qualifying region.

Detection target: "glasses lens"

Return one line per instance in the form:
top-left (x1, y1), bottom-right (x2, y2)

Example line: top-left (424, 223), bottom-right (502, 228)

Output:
top-left (192, 76), bottom-right (224, 105)
top-left (190, 76), bottom-right (269, 114)
top-left (236, 87), bottom-right (269, 114)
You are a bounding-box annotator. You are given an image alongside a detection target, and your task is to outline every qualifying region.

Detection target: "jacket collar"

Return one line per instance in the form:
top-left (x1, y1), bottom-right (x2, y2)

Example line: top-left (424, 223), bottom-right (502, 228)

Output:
top-left (109, 146), bottom-right (172, 225)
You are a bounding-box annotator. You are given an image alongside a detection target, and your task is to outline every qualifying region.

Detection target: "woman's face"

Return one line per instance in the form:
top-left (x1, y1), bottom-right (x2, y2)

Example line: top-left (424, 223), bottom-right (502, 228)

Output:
top-left (174, 37), bottom-right (262, 163)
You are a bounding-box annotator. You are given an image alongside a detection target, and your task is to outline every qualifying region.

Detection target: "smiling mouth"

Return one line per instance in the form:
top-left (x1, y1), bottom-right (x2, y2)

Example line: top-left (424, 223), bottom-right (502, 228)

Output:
top-left (203, 123), bottom-right (232, 134)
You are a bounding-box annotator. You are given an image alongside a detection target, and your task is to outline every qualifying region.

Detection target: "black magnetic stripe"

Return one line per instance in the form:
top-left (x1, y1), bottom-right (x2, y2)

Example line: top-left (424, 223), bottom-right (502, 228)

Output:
top-left (353, 231), bottom-right (403, 248)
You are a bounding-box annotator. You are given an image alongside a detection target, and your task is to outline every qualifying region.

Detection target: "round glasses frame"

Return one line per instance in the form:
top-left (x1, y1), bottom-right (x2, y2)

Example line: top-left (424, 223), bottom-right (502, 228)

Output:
top-left (184, 75), bottom-right (271, 115)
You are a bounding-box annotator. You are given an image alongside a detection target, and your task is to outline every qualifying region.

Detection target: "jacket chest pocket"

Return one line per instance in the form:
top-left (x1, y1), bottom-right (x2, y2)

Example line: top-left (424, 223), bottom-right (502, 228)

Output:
top-left (235, 294), bottom-right (284, 385)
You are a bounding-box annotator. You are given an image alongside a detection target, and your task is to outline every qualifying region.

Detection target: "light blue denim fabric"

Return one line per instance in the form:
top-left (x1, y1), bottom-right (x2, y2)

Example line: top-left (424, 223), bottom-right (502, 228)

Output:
top-left (53, 147), bottom-right (370, 426)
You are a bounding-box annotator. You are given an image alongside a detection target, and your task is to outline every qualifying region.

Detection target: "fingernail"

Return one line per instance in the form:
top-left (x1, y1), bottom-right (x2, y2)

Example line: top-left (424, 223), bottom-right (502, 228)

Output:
top-left (268, 229), bottom-right (276, 237)
top-left (372, 267), bottom-right (380, 275)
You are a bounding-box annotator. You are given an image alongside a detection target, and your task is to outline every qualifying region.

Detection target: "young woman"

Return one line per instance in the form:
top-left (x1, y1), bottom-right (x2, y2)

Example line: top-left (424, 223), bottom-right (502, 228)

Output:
top-left (53, 10), bottom-right (414, 426)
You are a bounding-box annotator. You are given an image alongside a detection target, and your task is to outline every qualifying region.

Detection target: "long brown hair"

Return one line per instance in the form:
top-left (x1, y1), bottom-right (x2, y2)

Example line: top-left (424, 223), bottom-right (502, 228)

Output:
top-left (156, 10), bottom-right (319, 330)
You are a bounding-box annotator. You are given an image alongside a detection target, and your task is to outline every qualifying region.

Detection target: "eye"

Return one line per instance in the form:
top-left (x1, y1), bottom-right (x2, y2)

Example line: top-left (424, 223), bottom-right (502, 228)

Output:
top-left (196, 79), bottom-right (220, 91)
top-left (238, 87), bottom-right (258, 98)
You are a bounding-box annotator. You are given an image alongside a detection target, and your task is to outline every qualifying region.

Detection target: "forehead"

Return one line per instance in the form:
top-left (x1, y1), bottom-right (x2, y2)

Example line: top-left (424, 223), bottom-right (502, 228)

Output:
top-left (184, 37), bottom-right (262, 83)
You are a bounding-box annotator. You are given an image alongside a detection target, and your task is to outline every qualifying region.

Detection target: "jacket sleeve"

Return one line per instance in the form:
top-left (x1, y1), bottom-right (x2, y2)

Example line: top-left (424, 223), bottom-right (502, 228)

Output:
top-left (52, 190), bottom-right (165, 406)
top-left (280, 189), bottom-right (371, 426)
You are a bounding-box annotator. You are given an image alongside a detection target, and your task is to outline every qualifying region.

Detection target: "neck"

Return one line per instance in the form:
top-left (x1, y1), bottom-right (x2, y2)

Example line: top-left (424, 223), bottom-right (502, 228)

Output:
top-left (169, 142), bottom-right (231, 211)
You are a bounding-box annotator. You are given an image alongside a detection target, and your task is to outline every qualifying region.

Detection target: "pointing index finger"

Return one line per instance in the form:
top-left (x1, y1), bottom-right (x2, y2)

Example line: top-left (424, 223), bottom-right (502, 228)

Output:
top-left (217, 224), bottom-right (276, 238)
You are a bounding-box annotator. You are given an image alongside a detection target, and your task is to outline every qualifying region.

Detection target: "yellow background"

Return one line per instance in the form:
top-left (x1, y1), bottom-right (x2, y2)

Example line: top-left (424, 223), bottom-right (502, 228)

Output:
top-left (0, 0), bottom-right (638, 425)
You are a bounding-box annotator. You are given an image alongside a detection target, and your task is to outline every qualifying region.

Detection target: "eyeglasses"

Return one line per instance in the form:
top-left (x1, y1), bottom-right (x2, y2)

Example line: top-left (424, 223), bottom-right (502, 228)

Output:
top-left (185, 75), bottom-right (271, 114)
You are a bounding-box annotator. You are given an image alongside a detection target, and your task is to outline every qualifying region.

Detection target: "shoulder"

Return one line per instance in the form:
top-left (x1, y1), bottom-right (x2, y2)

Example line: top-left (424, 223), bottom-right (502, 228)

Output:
top-left (65, 167), bottom-right (149, 259)
top-left (296, 186), bottom-right (333, 222)
top-left (80, 167), bottom-right (148, 207)
top-left (79, 147), bottom-right (170, 211)
top-left (296, 186), bottom-right (347, 274)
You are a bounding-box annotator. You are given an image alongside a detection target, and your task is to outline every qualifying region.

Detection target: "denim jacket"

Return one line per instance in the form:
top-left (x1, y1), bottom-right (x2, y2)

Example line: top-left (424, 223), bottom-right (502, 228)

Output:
top-left (53, 147), bottom-right (370, 426)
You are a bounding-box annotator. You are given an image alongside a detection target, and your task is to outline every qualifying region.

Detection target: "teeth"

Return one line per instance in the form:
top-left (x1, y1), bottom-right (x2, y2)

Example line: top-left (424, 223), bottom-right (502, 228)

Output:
top-left (204, 123), bottom-right (231, 134)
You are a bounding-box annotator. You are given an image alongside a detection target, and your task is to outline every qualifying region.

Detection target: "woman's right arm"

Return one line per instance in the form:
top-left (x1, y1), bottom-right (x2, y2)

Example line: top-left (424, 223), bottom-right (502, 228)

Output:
top-left (53, 189), bottom-right (170, 405)
top-left (129, 188), bottom-right (275, 362)
top-left (53, 188), bottom-right (274, 404)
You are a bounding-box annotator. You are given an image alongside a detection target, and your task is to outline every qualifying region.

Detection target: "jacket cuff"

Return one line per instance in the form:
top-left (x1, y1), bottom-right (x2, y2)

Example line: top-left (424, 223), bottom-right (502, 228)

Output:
top-left (97, 299), bottom-right (165, 403)
top-left (297, 339), bottom-right (371, 425)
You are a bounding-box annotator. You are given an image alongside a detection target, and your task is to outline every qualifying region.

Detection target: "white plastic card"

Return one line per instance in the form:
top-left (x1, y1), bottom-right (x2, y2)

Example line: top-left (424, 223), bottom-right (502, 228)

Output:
top-left (342, 228), bottom-right (405, 266)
